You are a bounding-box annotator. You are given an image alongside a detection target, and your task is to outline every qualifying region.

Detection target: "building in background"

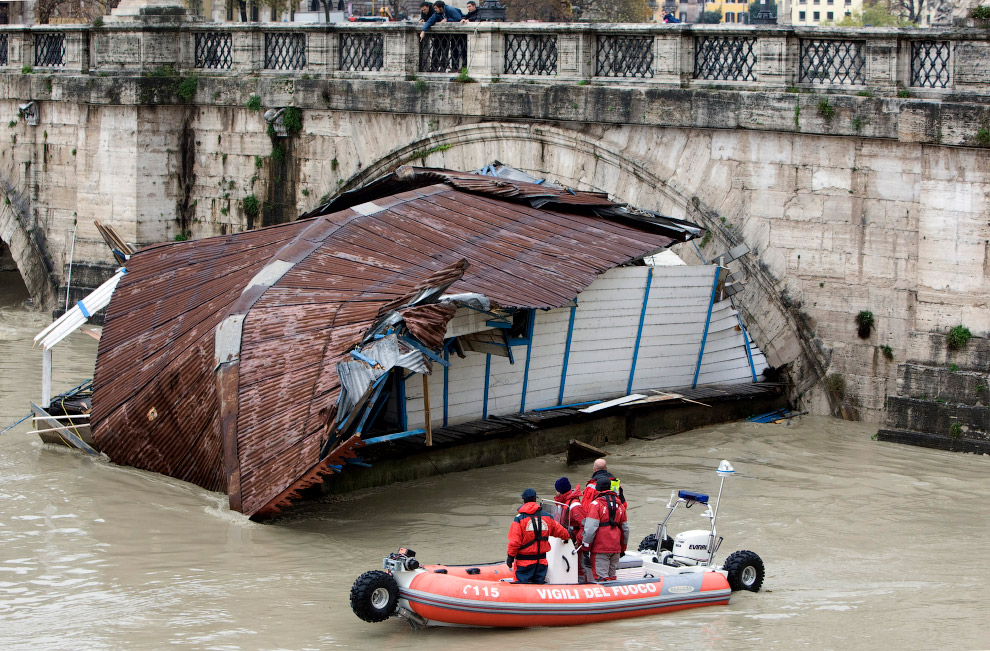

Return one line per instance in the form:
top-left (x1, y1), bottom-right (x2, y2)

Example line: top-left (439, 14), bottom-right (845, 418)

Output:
top-left (790, 0), bottom-right (861, 25)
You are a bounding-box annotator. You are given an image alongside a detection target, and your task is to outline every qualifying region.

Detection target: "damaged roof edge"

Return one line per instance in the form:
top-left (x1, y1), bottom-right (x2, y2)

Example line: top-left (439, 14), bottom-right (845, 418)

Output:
top-left (303, 165), bottom-right (703, 243)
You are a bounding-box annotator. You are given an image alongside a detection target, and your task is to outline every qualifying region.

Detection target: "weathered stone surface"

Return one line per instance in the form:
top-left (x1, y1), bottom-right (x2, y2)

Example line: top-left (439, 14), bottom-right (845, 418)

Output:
top-left (1, 24), bottom-right (989, 425)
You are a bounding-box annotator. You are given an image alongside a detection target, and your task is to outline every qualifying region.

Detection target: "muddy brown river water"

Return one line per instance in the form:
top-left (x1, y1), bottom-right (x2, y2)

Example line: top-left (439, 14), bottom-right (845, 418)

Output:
top-left (1, 271), bottom-right (988, 650)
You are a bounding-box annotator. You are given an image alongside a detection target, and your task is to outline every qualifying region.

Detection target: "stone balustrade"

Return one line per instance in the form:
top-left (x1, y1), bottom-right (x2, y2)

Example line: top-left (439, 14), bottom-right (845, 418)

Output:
top-left (0, 23), bottom-right (989, 97)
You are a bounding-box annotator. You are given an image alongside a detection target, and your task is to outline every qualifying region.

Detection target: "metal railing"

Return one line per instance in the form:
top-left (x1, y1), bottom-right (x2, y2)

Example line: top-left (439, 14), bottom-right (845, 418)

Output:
top-left (264, 32), bottom-right (306, 70)
top-left (0, 24), bottom-right (983, 97)
top-left (195, 32), bottom-right (232, 70)
top-left (35, 32), bottom-right (66, 68)
top-left (694, 36), bottom-right (757, 82)
top-left (595, 35), bottom-right (653, 78)
top-left (798, 39), bottom-right (865, 85)
top-left (910, 40), bottom-right (950, 88)
top-left (419, 33), bottom-right (467, 73)
top-left (504, 34), bottom-right (557, 76)
top-left (339, 32), bottom-right (384, 72)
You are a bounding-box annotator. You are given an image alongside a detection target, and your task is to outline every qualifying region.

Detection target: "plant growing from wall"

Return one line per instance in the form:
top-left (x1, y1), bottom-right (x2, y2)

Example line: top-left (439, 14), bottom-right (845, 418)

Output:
top-left (970, 4), bottom-right (990, 22)
top-left (242, 194), bottom-right (260, 220)
top-left (879, 345), bottom-right (893, 360)
top-left (176, 75), bottom-right (199, 103)
top-left (855, 310), bottom-right (874, 339)
top-left (949, 421), bottom-right (963, 439)
top-left (977, 128), bottom-right (990, 147)
top-left (946, 325), bottom-right (972, 350)
top-left (246, 95), bottom-right (262, 111)
top-left (824, 373), bottom-right (846, 400)
top-left (817, 97), bottom-right (836, 120)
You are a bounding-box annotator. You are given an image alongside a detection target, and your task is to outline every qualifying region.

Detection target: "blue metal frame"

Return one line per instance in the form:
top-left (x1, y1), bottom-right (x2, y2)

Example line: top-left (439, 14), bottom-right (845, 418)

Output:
top-left (692, 267), bottom-right (722, 389)
top-left (397, 370), bottom-right (407, 431)
top-left (557, 304), bottom-right (577, 406)
top-left (627, 267), bottom-right (654, 395)
top-left (363, 429), bottom-right (427, 445)
top-left (533, 400), bottom-right (600, 412)
top-left (482, 354), bottom-right (491, 419)
top-left (737, 314), bottom-right (758, 382)
top-left (443, 348), bottom-right (449, 427)
top-left (519, 309), bottom-right (536, 413)
top-left (399, 335), bottom-right (450, 367)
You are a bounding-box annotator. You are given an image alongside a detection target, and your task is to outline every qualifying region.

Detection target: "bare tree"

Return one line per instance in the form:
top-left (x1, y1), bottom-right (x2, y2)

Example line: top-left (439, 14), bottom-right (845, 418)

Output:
top-left (504, 0), bottom-right (573, 21)
top-left (889, 0), bottom-right (925, 23)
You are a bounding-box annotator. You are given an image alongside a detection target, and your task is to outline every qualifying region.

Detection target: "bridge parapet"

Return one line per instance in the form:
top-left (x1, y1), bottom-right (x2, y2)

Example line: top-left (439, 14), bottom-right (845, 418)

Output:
top-left (1, 23), bottom-right (989, 98)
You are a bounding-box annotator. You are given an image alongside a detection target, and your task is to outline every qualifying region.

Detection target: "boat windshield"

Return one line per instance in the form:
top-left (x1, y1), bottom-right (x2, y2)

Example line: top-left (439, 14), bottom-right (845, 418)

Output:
top-left (540, 499), bottom-right (568, 526)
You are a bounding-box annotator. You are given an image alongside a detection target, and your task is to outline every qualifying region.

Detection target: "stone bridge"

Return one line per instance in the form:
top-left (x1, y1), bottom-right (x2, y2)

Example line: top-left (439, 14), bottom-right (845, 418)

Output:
top-left (1, 16), bottom-right (988, 424)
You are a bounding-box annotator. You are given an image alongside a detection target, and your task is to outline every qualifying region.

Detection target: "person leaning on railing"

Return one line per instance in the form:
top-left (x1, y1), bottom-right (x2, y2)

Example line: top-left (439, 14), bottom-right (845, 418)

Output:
top-left (461, 0), bottom-right (480, 22)
top-left (420, 0), bottom-right (464, 39)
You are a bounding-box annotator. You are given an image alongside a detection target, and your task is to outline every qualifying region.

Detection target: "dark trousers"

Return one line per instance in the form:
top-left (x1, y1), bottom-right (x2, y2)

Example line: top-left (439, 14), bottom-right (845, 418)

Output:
top-left (513, 562), bottom-right (548, 584)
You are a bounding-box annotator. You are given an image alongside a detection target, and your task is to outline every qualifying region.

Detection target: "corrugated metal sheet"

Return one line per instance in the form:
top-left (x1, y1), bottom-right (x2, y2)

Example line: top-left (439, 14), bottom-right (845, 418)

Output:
top-left (91, 167), bottom-right (699, 519)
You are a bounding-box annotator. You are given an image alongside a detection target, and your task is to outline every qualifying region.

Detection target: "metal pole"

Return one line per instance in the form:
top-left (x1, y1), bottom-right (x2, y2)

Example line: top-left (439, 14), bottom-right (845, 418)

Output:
top-left (422, 374), bottom-right (432, 446)
top-left (64, 222), bottom-right (77, 315)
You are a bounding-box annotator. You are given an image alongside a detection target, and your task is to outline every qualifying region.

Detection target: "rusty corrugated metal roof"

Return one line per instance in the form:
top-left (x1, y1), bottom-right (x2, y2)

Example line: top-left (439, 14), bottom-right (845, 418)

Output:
top-left (91, 167), bottom-right (700, 519)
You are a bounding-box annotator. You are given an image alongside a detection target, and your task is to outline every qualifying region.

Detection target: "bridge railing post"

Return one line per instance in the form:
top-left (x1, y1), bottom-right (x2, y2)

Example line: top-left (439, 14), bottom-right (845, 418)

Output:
top-left (465, 24), bottom-right (500, 80)
top-left (0, 28), bottom-right (28, 70)
top-left (386, 27), bottom-right (420, 78)
top-left (863, 36), bottom-right (898, 95)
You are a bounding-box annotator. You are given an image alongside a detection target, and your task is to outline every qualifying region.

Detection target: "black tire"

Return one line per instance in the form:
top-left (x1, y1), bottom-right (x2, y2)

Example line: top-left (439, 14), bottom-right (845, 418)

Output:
top-left (350, 570), bottom-right (399, 622)
top-left (723, 550), bottom-right (765, 592)
top-left (638, 533), bottom-right (674, 553)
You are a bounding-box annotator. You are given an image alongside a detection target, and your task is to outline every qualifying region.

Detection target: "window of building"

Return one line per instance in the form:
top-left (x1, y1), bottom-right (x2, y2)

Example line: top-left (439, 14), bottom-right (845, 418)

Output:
top-left (739, 11), bottom-right (746, 21)
top-left (827, 0), bottom-right (833, 4)
top-left (250, 3), bottom-right (259, 21)
top-left (270, 6), bottom-right (277, 20)
top-left (679, 11), bottom-right (687, 20)
top-left (226, 0), bottom-right (234, 20)
top-left (845, 10), bottom-right (851, 16)
top-left (827, 11), bottom-right (833, 18)
top-left (726, 12), bottom-right (735, 21)
top-left (813, 10), bottom-right (820, 19)
top-left (799, 10), bottom-right (806, 19)
top-left (813, 0), bottom-right (819, 4)
top-left (799, 0), bottom-right (806, 4)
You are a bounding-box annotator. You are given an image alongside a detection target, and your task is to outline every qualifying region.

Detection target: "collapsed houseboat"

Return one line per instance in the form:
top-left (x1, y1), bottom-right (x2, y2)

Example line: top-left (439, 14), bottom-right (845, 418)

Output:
top-left (33, 165), bottom-right (776, 519)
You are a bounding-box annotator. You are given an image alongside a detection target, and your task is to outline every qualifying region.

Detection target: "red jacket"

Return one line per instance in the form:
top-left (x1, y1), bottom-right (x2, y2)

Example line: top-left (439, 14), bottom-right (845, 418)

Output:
top-left (557, 488), bottom-right (586, 546)
top-left (507, 502), bottom-right (569, 567)
top-left (581, 470), bottom-right (625, 513)
top-left (582, 490), bottom-right (629, 554)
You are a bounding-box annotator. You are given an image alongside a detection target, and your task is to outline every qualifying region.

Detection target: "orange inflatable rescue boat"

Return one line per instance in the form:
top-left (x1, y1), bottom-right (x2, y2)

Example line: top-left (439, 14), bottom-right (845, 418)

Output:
top-left (349, 460), bottom-right (765, 628)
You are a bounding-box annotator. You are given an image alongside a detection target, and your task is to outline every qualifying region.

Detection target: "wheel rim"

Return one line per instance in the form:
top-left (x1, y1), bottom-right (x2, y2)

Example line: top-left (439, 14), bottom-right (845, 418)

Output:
top-left (371, 587), bottom-right (390, 609)
top-left (741, 565), bottom-right (756, 586)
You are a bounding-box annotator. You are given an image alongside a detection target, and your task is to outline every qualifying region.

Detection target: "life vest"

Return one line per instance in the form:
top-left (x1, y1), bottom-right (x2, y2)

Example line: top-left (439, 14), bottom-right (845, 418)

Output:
top-left (601, 492), bottom-right (621, 528)
top-left (515, 513), bottom-right (550, 561)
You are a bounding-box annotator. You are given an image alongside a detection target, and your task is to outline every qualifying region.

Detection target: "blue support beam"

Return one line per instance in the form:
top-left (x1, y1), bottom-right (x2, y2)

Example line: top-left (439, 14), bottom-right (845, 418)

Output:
top-left (398, 371), bottom-right (407, 431)
top-left (737, 313), bottom-right (758, 382)
top-left (443, 348), bottom-right (449, 427)
top-left (627, 267), bottom-right (654, 395)
top-left (692, 267), bottom-right (722, 389)
top-left (483, 353), bottom-right (491, 420)
top-left (400, 335), bottom-right (449, 367)
top-left (519, 309), bottom-right (536, 413)
top-left (362, 429), bottom-right (427, 445)
top-left (558, 304), bottom-right (577, 406)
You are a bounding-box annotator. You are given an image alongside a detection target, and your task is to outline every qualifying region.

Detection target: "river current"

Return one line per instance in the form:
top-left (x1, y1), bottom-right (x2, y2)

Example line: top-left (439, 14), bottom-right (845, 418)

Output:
top-left (1, 270), bottom-right (987, 650)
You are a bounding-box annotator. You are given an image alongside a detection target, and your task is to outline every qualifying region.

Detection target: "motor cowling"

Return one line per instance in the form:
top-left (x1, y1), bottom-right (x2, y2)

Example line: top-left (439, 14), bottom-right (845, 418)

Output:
top-left (671, 530), bottom-right (711, 563)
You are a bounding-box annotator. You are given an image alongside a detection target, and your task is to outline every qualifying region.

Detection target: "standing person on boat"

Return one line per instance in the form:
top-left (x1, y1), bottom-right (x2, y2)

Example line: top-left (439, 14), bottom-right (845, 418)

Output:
top-left (581, 477), bottom-right (629, 582)
top-left (554, 477), bottom-right (586, 545)
top-left (506, 488), bottom-right (570, 585)
top-left (581, 458), bottom-right (625, 513)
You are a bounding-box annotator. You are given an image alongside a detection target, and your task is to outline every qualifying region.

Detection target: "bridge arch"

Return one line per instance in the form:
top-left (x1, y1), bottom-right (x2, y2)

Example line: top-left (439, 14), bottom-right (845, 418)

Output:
top-left (341, 122), bottom-right (833, 415)
top-left (0, 179), bottom-right (58, 310)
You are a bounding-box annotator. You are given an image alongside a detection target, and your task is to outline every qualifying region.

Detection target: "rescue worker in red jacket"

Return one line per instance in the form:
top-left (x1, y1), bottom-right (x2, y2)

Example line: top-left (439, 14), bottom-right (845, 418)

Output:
top-left (581, 458), bottom-right (625, 514)
top-left (506, 488), bottom-right (570, 584)
top-left (554, 477), bottom-right (586, 545)
top-left (581, 477), bottom-right (630, 582)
